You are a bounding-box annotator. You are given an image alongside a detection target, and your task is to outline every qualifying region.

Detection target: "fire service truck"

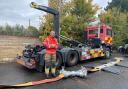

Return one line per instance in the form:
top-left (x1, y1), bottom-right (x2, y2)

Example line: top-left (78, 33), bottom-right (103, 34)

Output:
top-left (16, 2), bottom-right (113, 72)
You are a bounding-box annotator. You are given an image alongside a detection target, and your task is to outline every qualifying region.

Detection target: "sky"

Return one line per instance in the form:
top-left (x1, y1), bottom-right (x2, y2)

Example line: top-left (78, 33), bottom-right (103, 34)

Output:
top-left (0, 0), bottom-right (111, 28)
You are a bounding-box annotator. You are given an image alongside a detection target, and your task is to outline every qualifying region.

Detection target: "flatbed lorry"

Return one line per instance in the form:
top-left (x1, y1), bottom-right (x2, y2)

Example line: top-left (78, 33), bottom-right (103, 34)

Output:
top-left (16, 2), bottom-right (113, 72)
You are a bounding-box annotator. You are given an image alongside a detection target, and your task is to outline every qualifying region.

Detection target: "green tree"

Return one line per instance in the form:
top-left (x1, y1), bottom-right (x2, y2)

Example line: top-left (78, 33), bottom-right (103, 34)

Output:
top-left (106, 0), bottom-right (128, 12)
top-left (39, 0), bottom-right (58, 37)
top-left (0, 24), bottom-right (39, 37)
top-left (13, 24), bottom-right (24, 36)
top-left (4, 24), bottom-right (14, 35)
top-left (100, 7), bottom-right (128, 47)
top-left (105, 0), bottom-right (128, 46)
top-left (40, 0), bottom-right (98, 43)
top-left (67, 0), bottom-right (98, 42)
top-left (0, 26), bottom-right (4, 35)
top-left (99, 10), bottom-right (112, 24)
top-left (27, 26), bottom-right (39, 37)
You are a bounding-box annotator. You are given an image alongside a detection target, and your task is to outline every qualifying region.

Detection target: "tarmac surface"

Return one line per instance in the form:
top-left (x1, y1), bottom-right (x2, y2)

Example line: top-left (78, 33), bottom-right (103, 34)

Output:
top-left (0, 52), bottom-right (128, 89)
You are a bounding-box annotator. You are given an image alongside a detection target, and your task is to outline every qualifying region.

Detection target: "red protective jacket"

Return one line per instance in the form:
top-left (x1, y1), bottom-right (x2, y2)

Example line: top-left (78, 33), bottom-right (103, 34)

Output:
top-left (43, 36), bottom-right (58, 54)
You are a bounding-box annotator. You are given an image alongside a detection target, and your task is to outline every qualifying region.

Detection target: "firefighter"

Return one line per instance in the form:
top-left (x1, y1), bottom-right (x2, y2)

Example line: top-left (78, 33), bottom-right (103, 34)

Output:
top-left (43, 31), bottom-right (58, 78)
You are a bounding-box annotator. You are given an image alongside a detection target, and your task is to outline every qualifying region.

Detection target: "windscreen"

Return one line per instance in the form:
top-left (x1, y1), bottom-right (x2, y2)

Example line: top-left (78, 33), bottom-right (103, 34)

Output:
top-left (107, 29), bottom-right (112, 37)
top-left (89, 29), bottom-right (98, 34)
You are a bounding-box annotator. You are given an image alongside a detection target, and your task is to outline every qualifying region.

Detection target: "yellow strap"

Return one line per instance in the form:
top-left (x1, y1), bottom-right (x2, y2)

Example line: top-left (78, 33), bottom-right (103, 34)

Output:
top-left (45, 68), bottom-right (50, 75)
top-left (51, 68), bottom-right (56, 74)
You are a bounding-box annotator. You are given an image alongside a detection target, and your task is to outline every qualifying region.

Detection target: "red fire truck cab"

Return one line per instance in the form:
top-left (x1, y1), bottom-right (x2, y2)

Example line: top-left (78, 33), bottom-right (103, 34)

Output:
top-left (85, 24), bottom-right (113, 46)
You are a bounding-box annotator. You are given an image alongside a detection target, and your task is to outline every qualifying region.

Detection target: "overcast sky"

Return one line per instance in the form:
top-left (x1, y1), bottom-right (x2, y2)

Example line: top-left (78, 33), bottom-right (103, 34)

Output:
top-left (0, 0), bottom-right (111, 28)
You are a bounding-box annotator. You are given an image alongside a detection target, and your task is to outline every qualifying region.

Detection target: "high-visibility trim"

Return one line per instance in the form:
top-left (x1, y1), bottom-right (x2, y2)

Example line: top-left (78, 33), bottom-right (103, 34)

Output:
top-left (108, 40), bottom-right (111, 44)
top-left (45, 67), bottom-right (50, 75)
top-left (87, 51), bottom-right (90, 54)
top-left (101, 53), bottom-right (104, 56)
top-left (98, 50), bottom-right (102, 53)
top-left (105, 37), bottom-right (108, 41)
top-left (94, 50), bottom-right (98, 53)
top-left (90, 56), bottom-right (94, 59)
top-left (82, 48), bottom-right (105, 60)
top-left (104, 36), bottom-right (113, 45)
top-left (90, 50), bottom-right (94, 54)
top-left (94, 54), bottom-right (98, 58)
top-left (109, 37), bottom-right (112, 40)
top-left (82, 56), bottom-right (86, 59)
top-left (51, 68), bottom-right (56, 74)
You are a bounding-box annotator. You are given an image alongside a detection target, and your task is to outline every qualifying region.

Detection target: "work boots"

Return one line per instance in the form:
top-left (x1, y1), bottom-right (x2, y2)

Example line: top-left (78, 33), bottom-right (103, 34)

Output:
top-left (45, 67), bottom-right (57, 78)
top-left (51, 67), bottom-right (57, 77)
top-left (45, 67), bottom-right (50, 78)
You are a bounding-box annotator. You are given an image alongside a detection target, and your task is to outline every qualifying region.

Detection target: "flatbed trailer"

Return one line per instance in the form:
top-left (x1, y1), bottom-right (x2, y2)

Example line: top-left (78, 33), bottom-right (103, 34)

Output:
top-left (17, 44), bottom-right (110, 72)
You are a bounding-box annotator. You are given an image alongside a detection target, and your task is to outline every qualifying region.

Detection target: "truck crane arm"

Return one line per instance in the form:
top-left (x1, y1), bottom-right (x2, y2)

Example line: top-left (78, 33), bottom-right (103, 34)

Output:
top-left (30, 2), bottom-right (60, 41)
top-left (30, 2), bottom-right (59, 15)
top-left (30, 2), bottom-right (86, 47)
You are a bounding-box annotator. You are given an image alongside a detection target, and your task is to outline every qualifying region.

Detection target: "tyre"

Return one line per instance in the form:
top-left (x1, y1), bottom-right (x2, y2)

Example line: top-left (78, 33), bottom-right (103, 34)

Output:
top-left (56, 52), bottom-right (62, 68)
top-left (66, 50), bottom-right (79, 66)
top-left (104, 48), bottom-right (111, 59)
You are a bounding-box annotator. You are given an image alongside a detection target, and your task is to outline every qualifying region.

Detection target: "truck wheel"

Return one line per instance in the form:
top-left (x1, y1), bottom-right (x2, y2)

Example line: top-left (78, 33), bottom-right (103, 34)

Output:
top-left (56, 52), bottom-right (62, 68)
top-left (66, 50), bottom-right (78, 66)
top-left (104, 48), bottom-right (111, 59)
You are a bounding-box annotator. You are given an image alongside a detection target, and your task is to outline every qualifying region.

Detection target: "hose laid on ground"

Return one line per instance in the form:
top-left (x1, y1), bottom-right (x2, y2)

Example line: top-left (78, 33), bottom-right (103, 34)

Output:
top-left (0, 74), bottom-right (64, 88)
top-left (88, 57), bottom-right (122, 72)
top-left (60, 66), bottom-right (87, 77)
top-left (0, 57), bottom-right (121, 88)
top-left (0, 67), bottom-right (87, 88)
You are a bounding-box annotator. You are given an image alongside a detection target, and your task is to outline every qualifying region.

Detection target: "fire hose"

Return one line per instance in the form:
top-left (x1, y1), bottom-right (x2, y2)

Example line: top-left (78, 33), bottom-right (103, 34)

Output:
top-left (0, 67), bottom-right (87, 88)
top-left (0, 58), bottom-right (121, 88)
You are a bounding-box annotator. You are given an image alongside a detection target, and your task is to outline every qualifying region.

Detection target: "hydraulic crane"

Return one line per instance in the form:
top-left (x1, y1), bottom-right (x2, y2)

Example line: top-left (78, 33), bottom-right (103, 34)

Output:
top-left (30, 2), bottom-right (60, 41)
